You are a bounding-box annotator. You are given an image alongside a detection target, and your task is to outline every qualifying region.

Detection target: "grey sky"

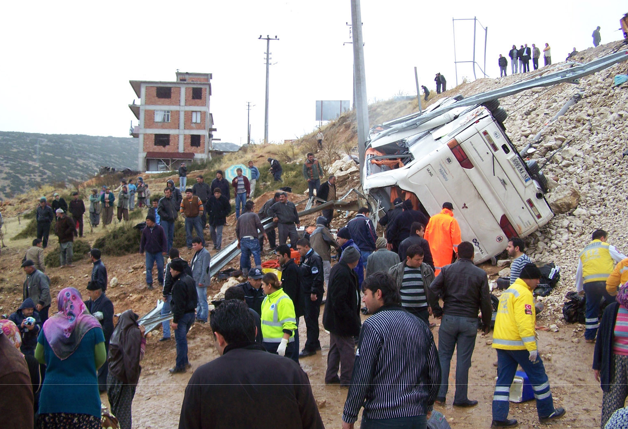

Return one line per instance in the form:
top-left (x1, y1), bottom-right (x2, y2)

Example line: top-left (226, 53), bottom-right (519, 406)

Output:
top-left (0, 1), bottom-right (624, 145)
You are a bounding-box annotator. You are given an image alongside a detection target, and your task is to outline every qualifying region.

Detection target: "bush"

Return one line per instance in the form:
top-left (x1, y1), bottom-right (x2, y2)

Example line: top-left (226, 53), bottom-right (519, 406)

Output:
top-left (45, 239), bottom-right (92, 267)
top-left (255, 162), bottom-right (308, 198)
top-left (92, 220), bottom-right (187, 256)
top-left (13, 218), bottom-right (37, 240)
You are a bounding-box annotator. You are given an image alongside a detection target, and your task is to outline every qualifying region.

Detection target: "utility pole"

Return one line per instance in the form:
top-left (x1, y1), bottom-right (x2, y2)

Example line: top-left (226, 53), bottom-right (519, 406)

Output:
top-left (246, 102), bottom-right (255, 145)
top-left (259, 35), bottom-right (279, 144)
top-left (414, 67), bottom-right (422, 114)
top-left (350, 0), bottom-right (369, 175)
top-left (343, 22), bottom-right (355, 109)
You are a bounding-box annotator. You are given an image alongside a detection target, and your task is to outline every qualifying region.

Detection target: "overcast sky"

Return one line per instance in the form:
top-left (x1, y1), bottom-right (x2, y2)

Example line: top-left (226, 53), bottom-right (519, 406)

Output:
top-left (0, 1), bottom-right (624, 145)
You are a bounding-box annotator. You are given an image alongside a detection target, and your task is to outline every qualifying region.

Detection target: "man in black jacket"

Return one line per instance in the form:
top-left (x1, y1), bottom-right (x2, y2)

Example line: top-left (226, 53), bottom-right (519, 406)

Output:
top-left (51, 193), bottom-right (68, 217)
top-left (387, 199), bottom-right (429, 253)
top-left (206, 188), bottom-right (231, 250)
top-left (169, 258), bottom-right (198, 374)
top-left (192, 175), bottom-right (211, 228)
top-left (277, 244), bottom-right (304, 362)
top-left (158, 187), bottom-right (178, 252)
top-left (85, 280), bottom-right (114, 392)
top-left (317, 175), bottom-right (336, 222)
top-left (178, 162), bottom-right (188, 193)
top-left (258, 192), bottom-right (280, 250)
top-left (428, 241), bottom-right (492, 407)
top-left (269, 192), bottom-right (300, 248)
top-left (522, 44), bottom-right (531, 73)
top-left (210, 170), bottom-right (230, 200)
top-left (378, 197), bottom-right (403, 237)
top-left (90, 248), bottom-right (108, 292)
top-left (297, 238), bottom-right (324, 358)
top-left (398, 222), bottom-right (434, 269)
top-left (69, 191), bottom-right (85, 237)
top-left (235, 267), bottom-right (265, 316)
top-left (509, 45), bottom-right (519, 74)
top-left (36, 197), bottom-right (55, 248)
top-left (178, 300), bottom-right (324, 429)
top-left (161, 250), bottom-right (192, 342)
top-left (323, 246), bottom-right (361, 386)
top-left (498, 54), bottom-right (508, 77)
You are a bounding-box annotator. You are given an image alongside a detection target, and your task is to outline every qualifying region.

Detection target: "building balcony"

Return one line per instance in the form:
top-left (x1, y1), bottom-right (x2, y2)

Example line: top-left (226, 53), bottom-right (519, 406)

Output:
top-left (128, 103), bottom-right (140, 119)
top-left (129, 125), bottom-right (140, 138)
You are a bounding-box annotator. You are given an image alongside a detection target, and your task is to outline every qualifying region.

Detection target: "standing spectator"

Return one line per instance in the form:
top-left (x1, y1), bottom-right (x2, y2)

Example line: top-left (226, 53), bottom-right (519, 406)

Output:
top-left (342, 272), bottom-right (441, 428)
top-left (166, 179), bottom-right (183, 209)
top-left (421, 85), bottom-right (430, 101)
top-left (258, 192), bottom-right (280, 250)
top-left (347, 207), bottom-right (377, 267)
top-left (180, 188), bottom-right (205, 249)
top-left (310, 216), bottom-right (340, 287)
top-left (507, 237), bottom-right (532, 284)
top-left (316, 130), bottom-right (324, 149)
top-left (231, 168), bottom-right (250, 219)
top-left (593, 26), bottom-right (601, 47)
top-left (566, 47), bottom-right (578, 61)
top-left (429, 241), bottom-right (492, 407)
top-left (55, 209), bottom-right (75, 268)
top-left (509, 45), bottom-right (519, 74)
top-left (424, 202), bottom-right (462, 276)
top-left (140, 215), bottom-right (167, 290)
top-left (435, 73), bottom-right (442, 94)
top-left (179, 162), bottom-right (188, 193)
top-left (24, 238), bottom-right (45, 272)
top-left (297, 238), bottom-right (325, 358)
top-left (90, 248), bottom-right (108, 292)
top-left (387, 199), bottom-right (429, 253)
top-left (101, 186), bottom-right (115, 227)
top-left (323, 246), bottom-right (361, 386)
top-left (543, 43), bottom-right (552, 66)
top-left (236, 201), bottom-right (267, 277)
top-left (178, 300), bottom-right (324, 429)
top-left (206, 188), bottom-right (231, 250)
top-left (158, 187), bottom-right (178, 252)
top-left (127, 178), bottom-right (137, 211)
top-left (210, 170), bottom-right (230, 200)
top-left (303, 153), bottom-right (324, 199)
top-left (35, 288), bottom-right (105, 429)
top-left (268, 157), bottom-right (283, 181)
top-left (9, 298), bottom-right (42, 356)
top-left (389, 245), bottom-right (436, 325)
top-left (260, 272), bottom-right (298, 360)
top-left (190, 237), bottom-right (211, 324)
top-left (499, 54), bottom-right (508, 77)
top-left (235, 267), bottom-right (265, 315)
top-left (136, 178), bottom-right (147, 208)
top-left (248, 160), bottom-right (260, 197)
top-left (169, 258), bottom-right (198, 374)
top-left (223, 286), bottom-right (263, 344)
top-left (192, 175), bottom-right (211, 228)
top-left (36, 197), bottom-right (54, 248)
top-left (440, 73), bottom-right (447, 92)
top-left (398, 221), bottom-right (434, 269)
top-left (491, 264), bottom-right (565, 427)
top-left (85, 281), bottom-right (114, 393)
top-left (517, 45), bottom-right (525, 73)
top-left (148, 198), bottom-right (160, 224)
top-left (378, 197), bottom-right (403, 239)
top-left (89, 189), bottom-right (101, 228)
top-left (337, 227), bottom-right (364, 288)
top-left (116, 185), bottom-right (130, 222)
top-left (317, 175), bottom-right (336, 223)
top-left (22, 259), bottom-right (51, 322)
top-left (69, 191), bottom-right (85, 237)
top-left (161, 249), bottom-right (191, 342)
top-left (276, 244), bottom-right (304, 362)
top-left (366, 237), bottom-right (400, 278)
top-left (51, 192), bottom-right (68, 216)
top-left (522, 44), bottom-right (531, 72)
top-left (269, 192), bottom-right (300, 248)
top-left (532, 44), bottom-right (541, 70)
top-left (107, 310), bottom-right (146, 429)
top-left (576, 230), bottom-right (626, 342)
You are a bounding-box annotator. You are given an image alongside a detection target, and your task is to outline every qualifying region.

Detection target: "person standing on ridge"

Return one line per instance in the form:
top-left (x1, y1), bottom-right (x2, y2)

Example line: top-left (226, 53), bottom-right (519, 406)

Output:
top-left (69, 191), bottom-right (85, 238)
top-left (178, 162), bottom-right (188, 194)
top-left (36, 197), bottom-right (54, 249)
top-left (543, 43), bottom-right (552, 66)
top-left (593, 26), bottom-right (601, 47)
top-left (303, 153), bottom-right (324, 199)
top-left (231, 168), bottom-right (250, 219)
top-left (509, 45), bottom-right (519, 74)
top-left (499, 54), bottom-right (508, 77)
top-left (248, 160), bottom-right (260, 197)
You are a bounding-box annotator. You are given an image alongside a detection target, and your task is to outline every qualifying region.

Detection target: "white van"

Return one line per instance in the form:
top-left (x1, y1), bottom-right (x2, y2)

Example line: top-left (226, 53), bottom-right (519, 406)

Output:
top-left (363, 99), bottom-right (553, 264)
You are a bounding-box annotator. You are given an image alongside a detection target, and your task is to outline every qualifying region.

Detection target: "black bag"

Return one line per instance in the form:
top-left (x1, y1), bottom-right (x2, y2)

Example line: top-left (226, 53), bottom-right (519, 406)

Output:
top-left (496, 277), bottom-right (510, 290)
top-left (534, 284), bottom-right (553, 297)
top-left (480, 294), bottom-right (500, 330)
top-left (279, 186), bottom-right (292, 193)
top-left (539, 263), bottom-right (560, 288)
top-left (563, 291), bottom-right (586, 324)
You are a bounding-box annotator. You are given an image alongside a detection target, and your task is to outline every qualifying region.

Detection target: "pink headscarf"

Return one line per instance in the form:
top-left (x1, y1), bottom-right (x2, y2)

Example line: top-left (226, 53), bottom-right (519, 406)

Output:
top-left (0, 319), bottom-right (22, 349)
top-left (617, 281), bottom-right (628, 309)
top-left (42, 287), bottom-right (101, 360)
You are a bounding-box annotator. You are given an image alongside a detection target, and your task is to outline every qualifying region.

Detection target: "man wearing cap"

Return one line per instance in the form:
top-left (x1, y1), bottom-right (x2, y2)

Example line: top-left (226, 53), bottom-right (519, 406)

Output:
top-left (231, 167), bottom-right (250, 219)
top-left (424, 202), bottom-right (462, 276)
top-left (236, 201), bottom-right (267, 278)
top-left (100, 186), bottom-right (115, 227)
top-left (22, 259), bottom-right (51, 322)
top-left (269, 192), bottom-right (300, 248)
top-left (169, 258), bottom-right (198, 374)
top-left (206, 187), bottom-right (231, 251)
top-left (398, 222), bottom-right (434, 269)
top-left (297, 238), bottom-right (325, 358)
top-left (366, 237), bottom-right (400, 278)
top-left (323, 246), bottom-right (361, 386)
top-left (69, 191), bottom-right (85, 237)
top-left (9, 297), bottom-right (42, 356)
top-left (190, 237), bottom-right (211, 323)
top-left (337, 227), bottom-right (364, 288)
top-left (178, 162), bottom-right (188, 193)
top-left (210, 170), bottom-right (230, 200)
top-left (24, 238), bottom-right (45, 272)
top-left (90, 248), bottom-right (108, 292)
top-left (491, 263), bottom-right (565, 427)
top-left (310, 216), bottom-right (340, 287)
top-left (180, 188), bottom-right (205, 249)
top-left (140, 215), bottom-right (168, 290)
top-left (55, 208), bottom-right (75, 268)
top-left (36, 197), bottom-right (55, 248)
top-left (51, 192), bottom-right (68, 218)
top-left (236, 267), bottom-right (265, 316)
top-left (85, 280), bottom-right (114, 392)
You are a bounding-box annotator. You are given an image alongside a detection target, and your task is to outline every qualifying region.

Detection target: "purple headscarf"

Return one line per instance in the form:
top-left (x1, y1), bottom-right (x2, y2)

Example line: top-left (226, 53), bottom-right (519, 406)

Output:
top-left (617, 282), bottom-right (628, 309)
top-left (42, 287), bottom-right (101, 360)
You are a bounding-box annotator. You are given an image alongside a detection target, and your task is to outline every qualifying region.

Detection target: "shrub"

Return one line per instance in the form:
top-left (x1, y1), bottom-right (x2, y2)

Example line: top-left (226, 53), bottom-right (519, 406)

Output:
top-left (45, 239), bottom-right (91, 267)
top-left (13, 218), bottom-right (37, 240)
top-left (256, 162), bottom-right (308, 198)
top-left (92, 220), bottom-right (186, 256)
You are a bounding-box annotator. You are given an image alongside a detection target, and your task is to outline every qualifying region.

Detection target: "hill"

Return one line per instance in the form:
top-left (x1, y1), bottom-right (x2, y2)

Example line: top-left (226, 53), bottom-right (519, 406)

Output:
top-left (0, 131), bottom-right (137, 199)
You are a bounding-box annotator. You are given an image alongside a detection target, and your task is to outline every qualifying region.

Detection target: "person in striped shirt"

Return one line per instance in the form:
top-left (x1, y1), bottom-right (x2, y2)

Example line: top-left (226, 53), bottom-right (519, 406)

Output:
top-left (507, 238), bottom-right (532, 285)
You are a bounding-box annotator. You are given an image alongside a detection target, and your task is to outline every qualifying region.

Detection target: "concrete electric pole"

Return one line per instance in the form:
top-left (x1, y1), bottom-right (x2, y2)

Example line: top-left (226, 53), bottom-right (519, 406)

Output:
top-left (259, 35), bottom-right (279, 144)
top-left (246, 102), bottom-right (255, 145)
top-left (350, 0), bottom-right (369, 175)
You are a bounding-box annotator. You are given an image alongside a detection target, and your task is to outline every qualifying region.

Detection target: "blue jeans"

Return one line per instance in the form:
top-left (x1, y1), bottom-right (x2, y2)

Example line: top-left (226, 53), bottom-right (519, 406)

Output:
top-left (210, 224), bottom-right (223, 249)
top-left (361, 415), bottom-right (427, 429)
top-left (179, 176), bottom-right (187, 193)
top-left (235, 193), bottom-right (247, 218)
top-left (145, 252), bottom-right (164, 285)
top-left (196, 286), bottom-right (208, 322)
top-left (308, 179), bottom-right (320, 198)
top-left (359, 250), bottom-right (372, 269)
top-left (240, 237), bottom-right (261, 277)
top-left (437, 315), bottom-right (478, 402)
top-left (174, 312), bottom-right (195, 370)
top-left (584, 281), bottom-right (615, 340)
top-left (161, 295), bottom-right (172, 338)
top-left (185, 216), bottom-right (205, 248)
top-left (492, 349), bottom-right (555, 421)
top-left (161, 220), bottom-right (175, 251)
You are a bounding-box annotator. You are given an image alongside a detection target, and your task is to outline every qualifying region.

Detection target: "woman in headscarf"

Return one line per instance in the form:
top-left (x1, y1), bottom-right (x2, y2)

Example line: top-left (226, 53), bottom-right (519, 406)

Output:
top-left (594, 281), bottom-right (628, 427)
top-left (35, 287), bottom-right (105, 429)
top-left (107, 310), bottom-right (146, 429)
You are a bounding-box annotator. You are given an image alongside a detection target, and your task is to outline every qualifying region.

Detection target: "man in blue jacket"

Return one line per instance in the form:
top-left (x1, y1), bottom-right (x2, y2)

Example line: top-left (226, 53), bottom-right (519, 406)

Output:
top-left (347, 207), bottom-right (377, 268)
top-left (140, 214), bottom-right (168, 290)
top-left (90, 248), bottom-right (108, 292)
top-left (8, 298), bottom-right (41, 356)
top-left (248, 161), bottom-right (260, 197)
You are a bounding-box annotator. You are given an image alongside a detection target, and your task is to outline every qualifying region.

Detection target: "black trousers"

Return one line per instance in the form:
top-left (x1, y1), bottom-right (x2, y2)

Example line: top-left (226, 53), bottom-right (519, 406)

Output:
top-left (73, 216), bottom-right (83, 237)
top-left (37, 222), bottom-right (51, 248)
top-left (322, 209), bottom-right (334, 224)
top-left (304, 293), bottom-right (322, 351)
top-left (39, 305), bottom-right (50, 323)
top-left (259, 226), bottom-right (276, 249)
top-left (533, 58), bottom-right (539, 70)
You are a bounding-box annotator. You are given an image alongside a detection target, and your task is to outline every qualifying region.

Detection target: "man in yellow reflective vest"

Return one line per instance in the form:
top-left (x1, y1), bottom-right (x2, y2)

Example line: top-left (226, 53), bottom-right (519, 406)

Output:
top-left (575, 230), bottom-right (626, 342)
top-left (491, 263), bottom-right (565, 427)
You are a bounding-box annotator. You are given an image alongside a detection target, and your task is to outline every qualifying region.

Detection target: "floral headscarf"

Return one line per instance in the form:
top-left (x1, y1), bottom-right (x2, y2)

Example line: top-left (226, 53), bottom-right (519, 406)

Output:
top-left (42, 287), bottom-right (101, 360)
top-left (0, 319), bottom-right (22, 349)
top-left (617, 281), bottom-right (628, 309)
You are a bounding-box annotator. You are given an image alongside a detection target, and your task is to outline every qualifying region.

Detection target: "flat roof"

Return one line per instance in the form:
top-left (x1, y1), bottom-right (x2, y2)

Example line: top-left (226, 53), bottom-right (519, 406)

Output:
top-left (129, 80), bottom-right (211, 98)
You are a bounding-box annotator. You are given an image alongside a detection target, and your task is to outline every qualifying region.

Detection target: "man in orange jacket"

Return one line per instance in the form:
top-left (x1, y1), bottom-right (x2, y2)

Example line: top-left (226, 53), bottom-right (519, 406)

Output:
top-left (424, 202), bottom-right (462, 276)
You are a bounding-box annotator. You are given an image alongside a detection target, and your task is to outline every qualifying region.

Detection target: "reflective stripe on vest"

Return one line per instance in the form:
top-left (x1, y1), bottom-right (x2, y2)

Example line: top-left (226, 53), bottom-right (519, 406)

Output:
top-left (580, 241), bottom-right (614, 283)
top-left (261, 295), bottom-right (295, 342)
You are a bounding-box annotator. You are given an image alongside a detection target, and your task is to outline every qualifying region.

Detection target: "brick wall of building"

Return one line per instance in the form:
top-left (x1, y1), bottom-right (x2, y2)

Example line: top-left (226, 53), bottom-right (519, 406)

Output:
top-left (144, 109), bottom-right (180, 129)
top-left (184, 134), bottom-right (205, 154)
top-left (143, 134), bottom-right (177, 153)
top-left (184, 87), bottom-right (207, 107)
top-left (145, 86), bottom-right (181, 106)
top-left (183, 111), bottom-right (206, 129)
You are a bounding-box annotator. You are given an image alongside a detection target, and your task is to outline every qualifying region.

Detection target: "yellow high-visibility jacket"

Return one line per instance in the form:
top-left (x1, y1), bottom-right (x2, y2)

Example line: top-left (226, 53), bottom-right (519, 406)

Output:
top-left (260, 289), bottom-right (297, 343)
top-left (607, 258), bottom-right (628, 296)
top-left (492, 278), bottom-right (537, 352)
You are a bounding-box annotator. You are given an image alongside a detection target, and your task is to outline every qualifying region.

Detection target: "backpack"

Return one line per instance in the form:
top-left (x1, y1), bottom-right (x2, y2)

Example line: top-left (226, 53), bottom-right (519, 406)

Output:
top-left (562, 291), bottom-right (586, 324)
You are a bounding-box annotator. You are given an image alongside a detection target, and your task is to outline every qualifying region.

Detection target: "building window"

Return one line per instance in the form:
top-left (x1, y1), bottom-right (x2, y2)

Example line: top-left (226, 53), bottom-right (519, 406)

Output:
top-left (154, 110), bottom-right (171, 123)
top-left (192, 88), bottom-right (202, 99)
top-left (191, 112), bottom-right (201, 124)
top-left (154, 134), bottom-right (170, 147)
top-left (156, 87), bottom-right (171, 98)
top-left (191, 135), bottom-right (201, 147)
